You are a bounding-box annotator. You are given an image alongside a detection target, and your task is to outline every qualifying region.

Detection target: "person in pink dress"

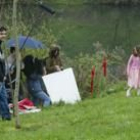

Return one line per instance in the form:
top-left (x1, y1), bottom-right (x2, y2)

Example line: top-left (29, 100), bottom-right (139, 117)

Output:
top-left (126, 46), bottom-right (140, 97)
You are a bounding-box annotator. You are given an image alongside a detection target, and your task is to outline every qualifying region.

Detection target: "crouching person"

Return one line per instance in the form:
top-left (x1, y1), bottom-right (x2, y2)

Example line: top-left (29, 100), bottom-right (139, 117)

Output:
top-left (22, 55), bottom-right (51, 107)
top-left (27, 72), bottom-right (51, 107)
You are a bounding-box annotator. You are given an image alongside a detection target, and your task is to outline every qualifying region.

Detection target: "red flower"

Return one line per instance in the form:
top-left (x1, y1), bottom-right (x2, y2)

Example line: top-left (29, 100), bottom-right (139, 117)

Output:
top-left (102, 57), bottom-right (107, 77)
top-left (91, 66), bottom-right (95, 96)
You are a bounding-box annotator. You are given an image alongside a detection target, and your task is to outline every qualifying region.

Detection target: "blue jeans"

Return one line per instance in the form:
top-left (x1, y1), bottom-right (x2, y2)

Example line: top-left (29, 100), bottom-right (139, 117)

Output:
top-left (32, 91), bottom-right (51, 107)
top-left (0, 82), bottom-right (11, 119)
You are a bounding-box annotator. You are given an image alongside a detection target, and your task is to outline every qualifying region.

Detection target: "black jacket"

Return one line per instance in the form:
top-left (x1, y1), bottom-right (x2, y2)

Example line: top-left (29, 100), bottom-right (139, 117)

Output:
top-left (0, 41), bottom-right (6, 82)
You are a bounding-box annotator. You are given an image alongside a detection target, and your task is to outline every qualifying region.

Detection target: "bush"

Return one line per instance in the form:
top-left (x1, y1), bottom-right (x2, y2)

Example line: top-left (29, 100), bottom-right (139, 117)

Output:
top-left (63, 51), bottom-right (106, 99)
top-left (63, 45), bottom-right (125, 99)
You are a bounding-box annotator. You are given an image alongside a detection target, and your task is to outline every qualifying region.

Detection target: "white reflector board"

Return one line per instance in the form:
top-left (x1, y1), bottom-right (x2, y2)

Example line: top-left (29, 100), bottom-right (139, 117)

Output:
top-left (42, 68), bottom-right (81, 104)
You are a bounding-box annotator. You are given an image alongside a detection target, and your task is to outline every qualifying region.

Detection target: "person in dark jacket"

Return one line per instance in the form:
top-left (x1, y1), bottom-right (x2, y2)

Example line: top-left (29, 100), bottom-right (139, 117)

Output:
top-left (22, 55), bottom-right (51, 107)
top-left (0, 26), bottom-right (11, 120)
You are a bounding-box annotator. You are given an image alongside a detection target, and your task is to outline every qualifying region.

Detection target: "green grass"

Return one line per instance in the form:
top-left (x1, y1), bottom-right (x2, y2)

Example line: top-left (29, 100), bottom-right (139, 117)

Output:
top-left (1, 85), bottom-right (140, 140)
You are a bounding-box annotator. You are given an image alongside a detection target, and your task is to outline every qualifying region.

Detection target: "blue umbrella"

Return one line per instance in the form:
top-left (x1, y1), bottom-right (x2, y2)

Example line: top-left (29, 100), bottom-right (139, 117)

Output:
top-left (6, 35), bottom-right (44, 49)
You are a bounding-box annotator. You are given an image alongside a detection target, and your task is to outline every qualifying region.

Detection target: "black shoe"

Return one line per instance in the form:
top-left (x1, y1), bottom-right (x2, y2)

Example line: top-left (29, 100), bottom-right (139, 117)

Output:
top-left (2, 117), bottom-right (11, 121)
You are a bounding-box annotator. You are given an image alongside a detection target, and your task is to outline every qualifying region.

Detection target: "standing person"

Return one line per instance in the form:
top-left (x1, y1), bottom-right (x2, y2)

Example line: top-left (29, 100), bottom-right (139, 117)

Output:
top-left (0, 26), bottom-right (11, 120)
top-left (5, 47), bottom-right (16, 103)
top-left (126, 46), bottom-right (140, 97)
top-left (44, 44), bottom-right (63, 74)
top-left (6, 47), bottom-right (16, 87)
top-left (7, 47), bottom-right (16, 71)
top-left (6, 46), bottom-right (24, 102)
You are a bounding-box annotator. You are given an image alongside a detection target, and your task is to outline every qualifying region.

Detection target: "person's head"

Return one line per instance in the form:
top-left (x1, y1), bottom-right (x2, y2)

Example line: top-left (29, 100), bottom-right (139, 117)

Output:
top-left (0, 26), bottom-right (7, 41)
top-left (10, 47), bottom-right (16, 54)
top-left (22, 55), bottom-right (35, 77)
top-left (133, 46), bottom-right (140, 56)
top-left (49, 44), bottom-right (60, 58)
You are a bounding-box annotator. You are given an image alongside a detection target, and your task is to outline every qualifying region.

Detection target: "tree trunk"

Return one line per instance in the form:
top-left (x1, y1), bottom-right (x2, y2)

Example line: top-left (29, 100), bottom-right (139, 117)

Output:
top-left (0, 0), bottom-right (4, 21)
top-left (12, 0), bottom-right (21, 129)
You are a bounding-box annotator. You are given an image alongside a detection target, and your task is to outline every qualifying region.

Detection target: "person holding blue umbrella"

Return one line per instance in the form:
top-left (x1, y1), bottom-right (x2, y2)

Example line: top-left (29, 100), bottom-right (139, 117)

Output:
top-left (0, 26), bottom-right (11, 120)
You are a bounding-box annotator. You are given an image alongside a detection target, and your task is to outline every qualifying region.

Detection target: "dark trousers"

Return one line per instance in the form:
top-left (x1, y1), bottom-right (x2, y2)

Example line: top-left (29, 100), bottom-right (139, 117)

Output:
top-left (0, 82), bottom-right (11, 119)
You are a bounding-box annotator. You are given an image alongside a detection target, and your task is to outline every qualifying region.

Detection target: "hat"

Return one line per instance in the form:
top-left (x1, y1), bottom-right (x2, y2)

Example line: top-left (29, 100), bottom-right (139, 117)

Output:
top-left (50, 44), bottom-right (61, 50)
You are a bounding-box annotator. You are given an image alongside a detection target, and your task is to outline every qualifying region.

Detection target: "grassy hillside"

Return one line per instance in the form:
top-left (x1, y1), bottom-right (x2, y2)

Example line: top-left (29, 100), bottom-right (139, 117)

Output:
top-left (1, 82), bottom-right (140, 140)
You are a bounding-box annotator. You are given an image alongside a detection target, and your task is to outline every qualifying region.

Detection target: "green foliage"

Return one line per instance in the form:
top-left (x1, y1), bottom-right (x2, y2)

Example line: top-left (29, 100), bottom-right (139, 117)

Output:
top-left (4, 0), bottom-right (140, 5)
top-left (106, 80), bottom-right (126, 94)
top-left (47, 0), bottom-right (140, 5)
top-left (65, 53), bottom-right (94, 98)
top-left (64, 51), bottom-right (106, 98)
top-left (63, 43), bottom-right (125, 99)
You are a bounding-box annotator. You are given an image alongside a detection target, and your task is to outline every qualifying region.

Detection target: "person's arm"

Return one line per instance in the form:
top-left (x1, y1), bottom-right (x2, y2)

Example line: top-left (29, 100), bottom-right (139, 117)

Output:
top-left (45, 58), bottom-right (58, 73)
top-left (0, 60), bottom-right (5, 81)
top-left (127, 55), bottom-right (133, 76)
top-left (57, 57), bottom-right (63, 70)
top-left (0, 56), bottom-right (6, 81)
top-left (39, 76), bottom-right (50, 97)
top-left (53, 57), bottom-right (63, 71)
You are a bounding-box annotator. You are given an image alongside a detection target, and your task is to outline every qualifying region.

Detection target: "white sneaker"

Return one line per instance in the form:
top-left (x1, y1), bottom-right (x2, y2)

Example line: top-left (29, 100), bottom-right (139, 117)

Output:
top-left (126, 89), bottom-right (131, 97)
